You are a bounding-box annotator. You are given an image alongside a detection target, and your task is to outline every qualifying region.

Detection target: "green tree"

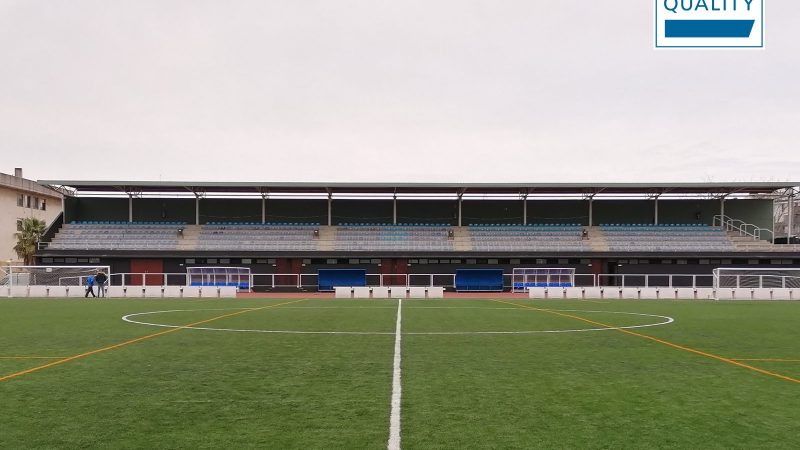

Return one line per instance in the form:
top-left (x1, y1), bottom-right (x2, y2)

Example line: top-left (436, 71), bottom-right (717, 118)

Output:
top-left (13, 217), bottom-right (46, 265)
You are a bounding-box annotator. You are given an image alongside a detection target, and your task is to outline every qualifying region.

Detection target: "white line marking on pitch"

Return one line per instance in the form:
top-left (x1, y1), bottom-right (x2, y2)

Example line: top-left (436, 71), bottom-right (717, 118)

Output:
top-left (388, 298), bottom-right (402, 450)
top-left (121, 309), bottom-right (674, 335)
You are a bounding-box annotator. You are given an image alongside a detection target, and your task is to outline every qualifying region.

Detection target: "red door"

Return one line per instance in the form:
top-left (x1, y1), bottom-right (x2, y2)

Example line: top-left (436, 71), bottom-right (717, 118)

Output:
top-left (382, 259), bottom-right (408, 286)
top-left (275, 258), bottom-right (302, 287)
top-left (130, 259), bottom-right (164, 286)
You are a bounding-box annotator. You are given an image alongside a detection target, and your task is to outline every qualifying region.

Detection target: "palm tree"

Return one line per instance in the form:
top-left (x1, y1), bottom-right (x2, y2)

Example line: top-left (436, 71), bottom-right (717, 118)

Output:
top-left (13, 217), bottom-right (46, 266)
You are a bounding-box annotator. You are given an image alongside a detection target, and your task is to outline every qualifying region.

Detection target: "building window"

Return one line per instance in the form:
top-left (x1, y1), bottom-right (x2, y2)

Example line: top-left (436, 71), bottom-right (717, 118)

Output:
top-left (26, 196), bottom-right (31, 208)
top-left (34, 197), bottom-right (40, 209)
top-left (219, 258), bottom-right (230, 264)
top-left (16, 219), bottom-right (23, 231)
top-left (41, 199), bottom-right (46, 211)
top-left (241, 259), bottom-right (252, 264)
top-left (17, 194), bottom-right (23, 207)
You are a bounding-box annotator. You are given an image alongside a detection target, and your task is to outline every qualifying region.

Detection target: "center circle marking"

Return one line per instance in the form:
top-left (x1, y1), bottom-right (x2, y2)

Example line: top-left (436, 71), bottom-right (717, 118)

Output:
top-left (121, 307), bottom-right (675, 335)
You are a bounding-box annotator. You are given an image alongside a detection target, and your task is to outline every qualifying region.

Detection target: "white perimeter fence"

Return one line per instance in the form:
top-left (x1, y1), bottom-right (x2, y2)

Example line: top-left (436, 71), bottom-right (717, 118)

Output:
top-left (8, 272), bottom-right (800, 291)
top-left (101, 273), bottom-right (720, 290)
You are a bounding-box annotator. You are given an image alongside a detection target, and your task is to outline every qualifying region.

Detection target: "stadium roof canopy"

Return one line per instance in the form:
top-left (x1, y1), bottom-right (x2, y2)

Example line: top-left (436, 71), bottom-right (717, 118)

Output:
top-left (39, 180), bottom-right (798, 199)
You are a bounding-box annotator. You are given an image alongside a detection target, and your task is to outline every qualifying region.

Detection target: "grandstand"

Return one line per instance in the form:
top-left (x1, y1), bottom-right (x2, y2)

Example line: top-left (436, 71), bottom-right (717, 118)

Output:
top-left (31, 181), bottom-right (799, 293)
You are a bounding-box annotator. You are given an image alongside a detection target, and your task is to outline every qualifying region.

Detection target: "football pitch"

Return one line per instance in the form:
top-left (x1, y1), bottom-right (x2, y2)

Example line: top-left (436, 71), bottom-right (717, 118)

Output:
top-left (2, 298), bottom-right (799, 449)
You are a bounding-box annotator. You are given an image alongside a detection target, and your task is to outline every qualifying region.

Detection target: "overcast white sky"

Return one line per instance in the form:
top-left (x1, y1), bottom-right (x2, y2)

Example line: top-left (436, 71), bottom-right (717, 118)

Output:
top-left (1, 1), bottom-right (798, 183)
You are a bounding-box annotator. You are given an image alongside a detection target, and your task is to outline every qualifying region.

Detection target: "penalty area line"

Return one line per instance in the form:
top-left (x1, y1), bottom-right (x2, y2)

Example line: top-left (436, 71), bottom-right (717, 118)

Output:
top-left (388, 298), bottom-right (402, 450)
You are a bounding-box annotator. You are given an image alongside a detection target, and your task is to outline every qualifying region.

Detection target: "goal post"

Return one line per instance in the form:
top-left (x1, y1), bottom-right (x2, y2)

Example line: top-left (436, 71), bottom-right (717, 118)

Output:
top-left (5, 266), bottom-right (111, 288)
top-left (712, 268), bottom-right (800, 289)
top-left (512, 268), bottom-right (576, 293)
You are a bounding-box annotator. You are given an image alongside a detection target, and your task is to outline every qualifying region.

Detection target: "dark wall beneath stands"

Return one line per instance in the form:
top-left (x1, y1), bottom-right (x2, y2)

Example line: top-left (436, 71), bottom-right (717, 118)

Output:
top-left (134, 199), bottom-right (195, 222)
top-left (527, 201), bottom-right (589, 225)
top-left (658, 200), bottom-right (718, 225)
top-left (63, 197), bottom-right (773, 228)
top-left (266, 199), bottom-right (327, 224)
top-left (725, 199), bottom-right (773, 231)
top-left (332, 200), bottom-right (393, 224)
top-left (593, 201), bottom-right (653, 225)
top-left (65, 197), bottom-right (128, 222)
top-left (463, 201), bottom-right (523, 225)
top-left (397, 201), bottom-right (458, 224)
top-left (200, 199), bottom-right (261, 223)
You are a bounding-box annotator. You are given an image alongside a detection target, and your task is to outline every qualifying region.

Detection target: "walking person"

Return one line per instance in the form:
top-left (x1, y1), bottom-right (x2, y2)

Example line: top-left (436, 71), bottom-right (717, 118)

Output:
top-left (84, 274), bottom-right (96, 298)
top-left (95, 271), bottom-right (108, 298)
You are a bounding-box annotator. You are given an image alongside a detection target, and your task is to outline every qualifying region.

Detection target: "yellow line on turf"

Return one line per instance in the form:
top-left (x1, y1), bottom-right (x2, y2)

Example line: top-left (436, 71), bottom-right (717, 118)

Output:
top-left (731, 358), bottom-right (800, 363)
top-left (491, 299), bottom-right (800, 385)
top-left (0, 299), bottom-right (305, 383)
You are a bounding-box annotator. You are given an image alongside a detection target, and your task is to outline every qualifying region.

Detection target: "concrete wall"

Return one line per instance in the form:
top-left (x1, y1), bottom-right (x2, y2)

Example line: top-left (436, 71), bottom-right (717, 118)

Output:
top-left (725, 199), bottom-right (773, 232)
top-left (1, 174), bottom-right (63, 263)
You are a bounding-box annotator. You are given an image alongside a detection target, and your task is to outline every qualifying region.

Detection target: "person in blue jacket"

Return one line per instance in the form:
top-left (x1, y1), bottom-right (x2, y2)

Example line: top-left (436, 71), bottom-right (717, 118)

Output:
top-left (84, 274), bottom-right (96, 298)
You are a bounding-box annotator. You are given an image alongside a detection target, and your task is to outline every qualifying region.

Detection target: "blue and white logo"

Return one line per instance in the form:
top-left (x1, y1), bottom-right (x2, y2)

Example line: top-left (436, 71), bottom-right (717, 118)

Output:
top-left (655, 0), bottom-right (764, 48)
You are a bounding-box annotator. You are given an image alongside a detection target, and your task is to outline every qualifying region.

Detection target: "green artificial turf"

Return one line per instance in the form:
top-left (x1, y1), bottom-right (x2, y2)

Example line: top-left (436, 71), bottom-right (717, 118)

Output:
top-left (1, 298), bottom-right (799, 449)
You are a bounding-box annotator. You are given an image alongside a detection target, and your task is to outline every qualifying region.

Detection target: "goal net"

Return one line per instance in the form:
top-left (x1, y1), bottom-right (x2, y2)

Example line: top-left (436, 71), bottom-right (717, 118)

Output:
top-left (5, 266), bottom-right (111, 287)
top-left (187, 267), bottom-right (251, 290)
top-left (512, 268), bottom-right (575, 292)
top-left (712, 268), bottom-right (800, 289)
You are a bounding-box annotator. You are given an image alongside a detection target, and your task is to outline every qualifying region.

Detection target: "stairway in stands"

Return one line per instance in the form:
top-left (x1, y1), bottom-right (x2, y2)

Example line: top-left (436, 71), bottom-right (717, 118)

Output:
top-left (725, 231), bottom-right (775, 251)
top-left (452, 227), bottom-right (473, 251)
top-left (317, 226), bottom-right (336, 251)
top-left (585, 226), bottom-right (609, 251)
top-left (175, 225), bottom-right (201, 251)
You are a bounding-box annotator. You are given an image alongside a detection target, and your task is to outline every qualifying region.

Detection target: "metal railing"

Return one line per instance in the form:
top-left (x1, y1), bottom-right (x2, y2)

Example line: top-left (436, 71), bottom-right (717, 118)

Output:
top-left (713, 214), bottom-right (773, 243)
top-left (98, 272), bottom-right (719, 290)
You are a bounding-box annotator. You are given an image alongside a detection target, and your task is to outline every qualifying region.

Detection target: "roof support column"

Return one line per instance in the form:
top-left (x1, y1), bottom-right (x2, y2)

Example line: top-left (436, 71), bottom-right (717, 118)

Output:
top-left (654, 196), bottom-right (659, 225)
top-left (457, 194), bottom-right (463, 227)
top-left (195, 196), bottom-right (200, 225)
top-left (720, 197), bottom-right (726, 222)
top-left (523, 197), bottom-right (527, 225)
top-left (393, 194), bottom-right (397, 225)
top-left (789, 190), bottom-right (795, 243)
top-left (589, 198), bottom-right (594, 227)
top-left (259, 188), bottom-right (269, 225)
top-left (128, 194), bottom-right (133, 223)
top-left (327, 192), bottom-right (332, 226)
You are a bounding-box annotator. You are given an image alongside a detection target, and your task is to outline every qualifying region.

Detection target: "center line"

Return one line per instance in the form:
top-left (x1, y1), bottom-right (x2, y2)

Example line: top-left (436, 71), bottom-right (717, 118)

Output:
top-left (388, 298), bottom-right (403, 450)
